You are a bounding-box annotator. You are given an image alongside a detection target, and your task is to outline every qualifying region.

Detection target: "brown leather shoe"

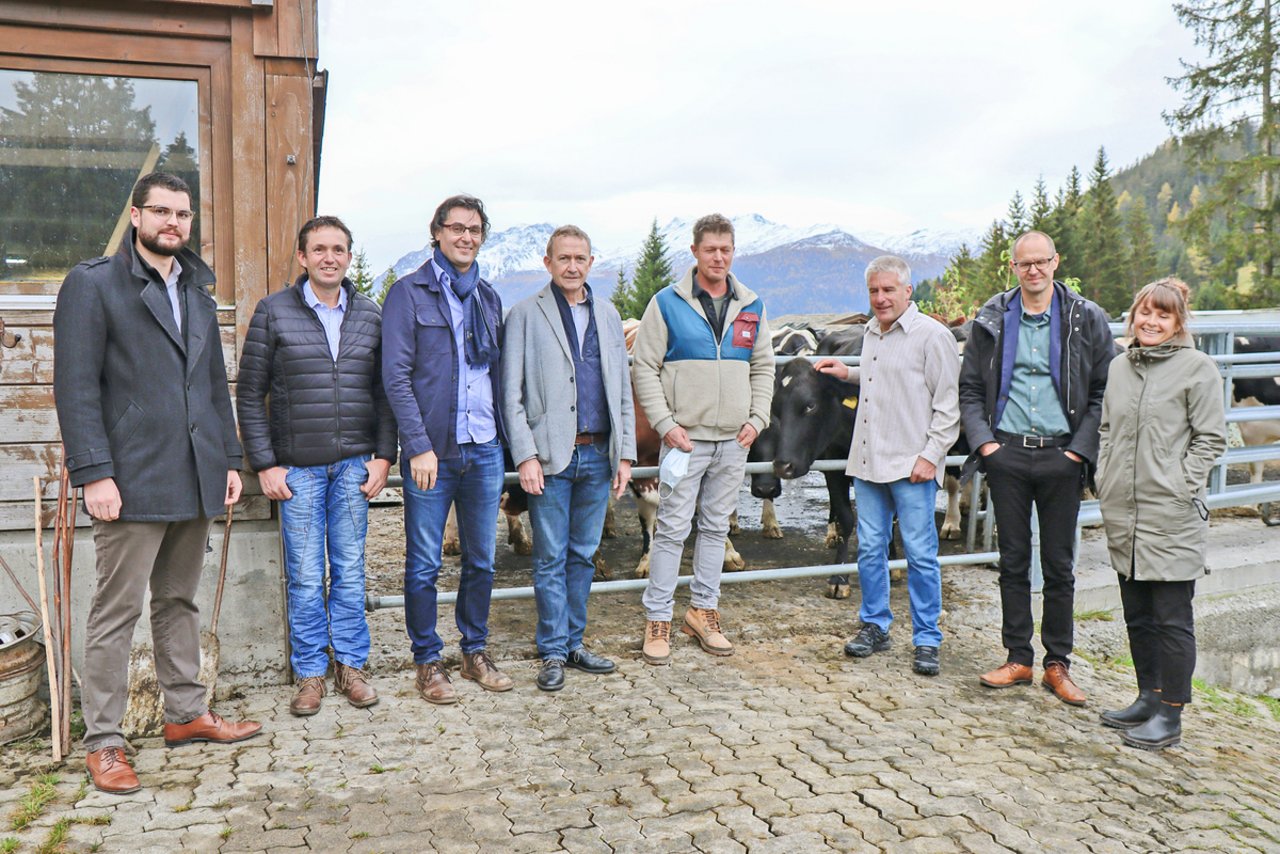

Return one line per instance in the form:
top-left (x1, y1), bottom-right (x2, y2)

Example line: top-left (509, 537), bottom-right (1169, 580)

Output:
top-left (979, 661), bottom-right (1034, 689)
top-left (416, 661), bottom-right (458, 705)
top-left (334, 663), bottom-right (378, 708)
top-left (1043, 662), bottom-right (1087, 706)
top-left (86, 747), bottom-right (141, 794)
top-left (163, 712), bottom-right (262, 747)
top-left (289, 676), bottom-right (326, 716)
top-left (642, 620), bottom-right (671, 665)
top-left (681, 607), bottom-right (733, 656)
top-left (460, 651), bottom-right (514, 692)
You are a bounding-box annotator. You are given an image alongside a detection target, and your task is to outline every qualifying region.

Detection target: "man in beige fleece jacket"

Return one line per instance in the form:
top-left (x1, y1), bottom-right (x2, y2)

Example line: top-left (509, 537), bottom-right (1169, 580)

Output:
top-left (631, 214), bottom-right (774, 664)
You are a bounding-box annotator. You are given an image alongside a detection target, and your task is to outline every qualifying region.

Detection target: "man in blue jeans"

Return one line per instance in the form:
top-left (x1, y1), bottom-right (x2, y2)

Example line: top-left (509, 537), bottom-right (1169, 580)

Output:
top-left (816, 255), bottom-right (960, 676)
top-left (382, 194), bottom-right (513, 703)
top-left (238, 216), bottom-right (397, 715)
top-left (502, 225), bottom-right (635, 691)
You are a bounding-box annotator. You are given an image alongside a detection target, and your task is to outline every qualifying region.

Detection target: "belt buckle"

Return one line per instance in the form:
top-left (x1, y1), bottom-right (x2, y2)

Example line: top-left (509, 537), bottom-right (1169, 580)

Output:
top-left (1021, 435), bottom-right (1043, 449)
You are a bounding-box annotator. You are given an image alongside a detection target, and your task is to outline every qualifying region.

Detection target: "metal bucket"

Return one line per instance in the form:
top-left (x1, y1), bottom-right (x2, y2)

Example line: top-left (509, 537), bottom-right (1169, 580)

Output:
top-left (0, 612), bottom-right (47, 745)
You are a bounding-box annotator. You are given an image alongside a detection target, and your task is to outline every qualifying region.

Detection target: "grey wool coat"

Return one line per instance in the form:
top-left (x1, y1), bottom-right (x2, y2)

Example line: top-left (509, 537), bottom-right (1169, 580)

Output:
top-left (53, 231), bottom-right (243, 521)
top-left (1096, 333), bottom-right (1227, 581)
top-left (501, 284), bottom-right (636, 477)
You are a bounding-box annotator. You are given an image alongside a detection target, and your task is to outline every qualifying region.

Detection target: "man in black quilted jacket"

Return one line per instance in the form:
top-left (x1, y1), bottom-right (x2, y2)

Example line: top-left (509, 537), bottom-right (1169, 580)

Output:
top-left (237, 216), bottom-right (397, 716)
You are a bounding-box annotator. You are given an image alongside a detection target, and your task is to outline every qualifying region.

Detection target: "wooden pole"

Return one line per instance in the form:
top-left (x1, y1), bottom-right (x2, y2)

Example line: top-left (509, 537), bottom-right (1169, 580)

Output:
top-left (34, 476), bottom-right (62, 763)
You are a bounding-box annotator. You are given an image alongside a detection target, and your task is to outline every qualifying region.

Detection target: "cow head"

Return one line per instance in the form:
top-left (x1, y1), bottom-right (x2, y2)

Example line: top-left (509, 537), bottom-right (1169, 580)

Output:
top-left (771, 358), bottom-right (855, 480)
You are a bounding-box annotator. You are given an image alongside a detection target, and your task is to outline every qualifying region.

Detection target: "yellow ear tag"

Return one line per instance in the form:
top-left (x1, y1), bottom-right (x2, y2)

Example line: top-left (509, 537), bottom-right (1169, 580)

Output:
top-left (842, 396), bottom-right (858, 411)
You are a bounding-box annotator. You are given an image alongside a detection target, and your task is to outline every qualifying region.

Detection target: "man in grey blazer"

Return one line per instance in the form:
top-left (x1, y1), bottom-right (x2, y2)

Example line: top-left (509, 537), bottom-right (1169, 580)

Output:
top-left (54, 172), bottom-right (261, 795)
top-left (502, 225), bottom-right (635, 691)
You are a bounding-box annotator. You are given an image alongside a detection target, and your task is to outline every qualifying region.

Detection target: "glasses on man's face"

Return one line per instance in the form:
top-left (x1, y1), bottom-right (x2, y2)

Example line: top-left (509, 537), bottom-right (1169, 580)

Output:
top-left (440, 222), bottom-right (483, 238)
top-left (139, 205), bottom-right (195, 222)
top-left (1012, 257), bottom-right (1054, 273)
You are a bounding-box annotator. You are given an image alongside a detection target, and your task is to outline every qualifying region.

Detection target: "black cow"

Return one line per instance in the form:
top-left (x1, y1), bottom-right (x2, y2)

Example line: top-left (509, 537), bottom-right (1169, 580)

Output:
top-left (768, 328), bottom-right (866, 597)
top-left (1230, 336), bottom-right (1280, 405)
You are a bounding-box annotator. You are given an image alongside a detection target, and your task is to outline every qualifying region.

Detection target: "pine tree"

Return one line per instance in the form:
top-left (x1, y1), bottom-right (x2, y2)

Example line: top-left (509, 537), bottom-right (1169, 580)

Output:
top-left (1123, 197), bottom-right (1160, 293)
top-left (1029, 176), bottom-right (1053, 231)
top-left (1078, 147), bottom-right (1128, 313)
top-left (1006, 191), bottom-right (1028, 235)
top-left (350, 248), bottom-right (376, 298)
top-left (378, 266), bottom-right (397, 305)
top-left (611, 219), bottom-right (674, 320)
top-left (1048, 165), bottom-right (1085, 276)
top-left (1167, 0), bottom-right (1280, 305)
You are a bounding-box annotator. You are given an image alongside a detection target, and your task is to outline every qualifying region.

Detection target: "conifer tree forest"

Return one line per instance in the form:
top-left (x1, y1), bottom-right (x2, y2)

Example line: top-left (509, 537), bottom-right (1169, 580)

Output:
top-left (920, 0), bottom-right (1280, 318)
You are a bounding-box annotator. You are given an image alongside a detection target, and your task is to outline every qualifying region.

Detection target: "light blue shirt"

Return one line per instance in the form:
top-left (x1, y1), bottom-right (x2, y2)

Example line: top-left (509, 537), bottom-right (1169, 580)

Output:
top-left (997, 307), bottom-right (1070, 436)
top-left (301, 278), bottom-right (347, 361)
top-left (163, 258), bottom-right (184, 332)
top-left (433, 261), bottom-right (497, 445)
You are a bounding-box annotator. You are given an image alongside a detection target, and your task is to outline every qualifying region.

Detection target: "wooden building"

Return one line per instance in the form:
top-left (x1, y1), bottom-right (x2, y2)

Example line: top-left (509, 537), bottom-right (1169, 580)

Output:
top-left (0, 0), bottom-right (325, 687)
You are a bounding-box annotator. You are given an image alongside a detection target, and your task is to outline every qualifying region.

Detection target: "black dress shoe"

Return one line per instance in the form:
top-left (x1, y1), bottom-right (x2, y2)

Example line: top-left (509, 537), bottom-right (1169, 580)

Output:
top-left (913, 645), bottom-right (940, 676)
top-left (536, 660), bottom-right (565, 692)
top-left (566, 647), bottom-right (616, 674)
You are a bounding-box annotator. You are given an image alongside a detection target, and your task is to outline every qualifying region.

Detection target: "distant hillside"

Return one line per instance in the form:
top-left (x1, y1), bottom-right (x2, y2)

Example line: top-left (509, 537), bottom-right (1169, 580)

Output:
top-left (382, 214), bottom-right (973, 317)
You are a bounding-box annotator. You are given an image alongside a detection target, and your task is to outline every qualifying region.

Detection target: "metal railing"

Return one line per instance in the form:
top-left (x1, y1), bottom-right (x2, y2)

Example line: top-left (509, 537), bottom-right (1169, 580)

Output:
top-left (366, 321), bottom-right (1280, 611)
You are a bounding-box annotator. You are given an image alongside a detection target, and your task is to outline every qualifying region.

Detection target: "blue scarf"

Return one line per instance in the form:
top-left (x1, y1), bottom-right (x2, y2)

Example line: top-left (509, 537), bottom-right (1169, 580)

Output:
top-left (433, 248), bottom-right (498, 367)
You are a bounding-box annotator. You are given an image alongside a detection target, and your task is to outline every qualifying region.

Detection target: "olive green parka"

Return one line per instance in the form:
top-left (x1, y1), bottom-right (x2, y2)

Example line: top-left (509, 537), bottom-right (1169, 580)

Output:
top-left (1096, 332), bottom-right (1227, 581)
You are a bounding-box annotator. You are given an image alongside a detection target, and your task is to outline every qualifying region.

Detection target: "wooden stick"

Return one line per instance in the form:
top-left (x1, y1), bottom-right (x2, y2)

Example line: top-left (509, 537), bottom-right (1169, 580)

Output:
top-left (50, 462), bottom-right (69, 754)
top-left (58, 455), bottom-right (75, 754)
top-left (0, 552), bottom-right (39, 615)
top-left (211, 506), bottom-right (233, 636)
top-left (34, 476), bottom-right (62, 763)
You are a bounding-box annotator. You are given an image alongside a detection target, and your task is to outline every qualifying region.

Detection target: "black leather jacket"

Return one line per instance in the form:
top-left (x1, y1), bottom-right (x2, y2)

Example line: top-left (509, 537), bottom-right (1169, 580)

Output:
top-left (237, 278), bottom-right (397, 471)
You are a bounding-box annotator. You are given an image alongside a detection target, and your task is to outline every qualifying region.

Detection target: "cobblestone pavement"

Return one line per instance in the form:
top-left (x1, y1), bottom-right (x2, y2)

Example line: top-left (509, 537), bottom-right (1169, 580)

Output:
top-left (5, 560), bottom-right (1280, 853)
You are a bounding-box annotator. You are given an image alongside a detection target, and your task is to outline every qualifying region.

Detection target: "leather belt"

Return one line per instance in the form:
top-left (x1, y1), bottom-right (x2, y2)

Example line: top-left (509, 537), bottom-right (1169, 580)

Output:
top-left (995, 430), bottom-right (1070, 449)
top-left (574, 432), bottom-right (605, 445)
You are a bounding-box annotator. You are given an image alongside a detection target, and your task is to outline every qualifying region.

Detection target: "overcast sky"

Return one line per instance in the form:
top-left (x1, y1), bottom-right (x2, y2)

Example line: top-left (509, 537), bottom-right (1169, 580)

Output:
top-left (316, 1), bottom-right (1201, 270)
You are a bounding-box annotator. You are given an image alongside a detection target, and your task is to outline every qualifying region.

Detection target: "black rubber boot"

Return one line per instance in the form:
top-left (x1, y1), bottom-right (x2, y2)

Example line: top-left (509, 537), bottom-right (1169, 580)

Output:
top-left (1121, 702), bottom-right (1183, 751)
top-left (1100, 689), bottom-right (1161, 730)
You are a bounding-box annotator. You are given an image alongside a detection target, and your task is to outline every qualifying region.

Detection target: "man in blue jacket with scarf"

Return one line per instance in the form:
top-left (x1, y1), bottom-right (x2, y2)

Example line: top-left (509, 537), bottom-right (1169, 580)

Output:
top-left (382, 194), bottom-right (513, 704)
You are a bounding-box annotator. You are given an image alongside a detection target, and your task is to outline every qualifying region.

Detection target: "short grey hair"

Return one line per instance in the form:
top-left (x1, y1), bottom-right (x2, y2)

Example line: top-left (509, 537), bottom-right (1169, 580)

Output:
top-left (864, 255), bottom-right (911, 287)
top-left (546, 224), bottom-right (592, 257)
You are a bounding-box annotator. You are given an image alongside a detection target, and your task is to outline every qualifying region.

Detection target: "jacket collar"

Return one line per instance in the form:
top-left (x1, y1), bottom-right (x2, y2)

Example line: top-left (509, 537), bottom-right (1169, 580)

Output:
top-left (674, 265), bottom-right (758, 306)
top-left (121, 226), bottom-right (214, 289)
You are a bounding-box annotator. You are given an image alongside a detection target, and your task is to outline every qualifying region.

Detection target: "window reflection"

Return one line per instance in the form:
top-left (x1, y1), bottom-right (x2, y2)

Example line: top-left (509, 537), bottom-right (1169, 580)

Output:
top-left (0, 70), bottom-right (200, 282)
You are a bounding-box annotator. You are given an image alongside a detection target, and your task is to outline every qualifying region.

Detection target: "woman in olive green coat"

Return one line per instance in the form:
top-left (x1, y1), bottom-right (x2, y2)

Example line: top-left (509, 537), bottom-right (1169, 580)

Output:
top-left (1095, 277), bottom-right (1226, 751)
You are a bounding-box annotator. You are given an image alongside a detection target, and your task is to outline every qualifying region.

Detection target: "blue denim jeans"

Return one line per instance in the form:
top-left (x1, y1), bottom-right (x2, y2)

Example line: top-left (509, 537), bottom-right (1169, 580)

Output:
top-left (527, 441), bottom-right (612, 660)
top-left (402, 440), bottom-right (504, 664)
top-left (280, 455), bottom-right (372, 678)
top-left (853, 477), bottom-right (943, 647)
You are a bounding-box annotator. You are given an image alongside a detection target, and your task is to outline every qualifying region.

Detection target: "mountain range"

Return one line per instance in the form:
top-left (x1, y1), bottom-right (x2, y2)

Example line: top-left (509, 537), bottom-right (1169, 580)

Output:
top-left (384, 214), bottom-right (977, 317)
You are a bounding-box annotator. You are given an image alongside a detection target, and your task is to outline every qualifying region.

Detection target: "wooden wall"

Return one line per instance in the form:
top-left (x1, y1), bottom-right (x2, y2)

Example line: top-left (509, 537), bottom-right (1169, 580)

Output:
top-left (0, 0), bottom-right (320, 532)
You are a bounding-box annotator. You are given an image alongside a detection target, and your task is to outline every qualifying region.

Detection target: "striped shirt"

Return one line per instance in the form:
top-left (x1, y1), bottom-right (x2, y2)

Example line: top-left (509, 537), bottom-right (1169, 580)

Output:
top-left (844, 302), bottom-right (961, 485)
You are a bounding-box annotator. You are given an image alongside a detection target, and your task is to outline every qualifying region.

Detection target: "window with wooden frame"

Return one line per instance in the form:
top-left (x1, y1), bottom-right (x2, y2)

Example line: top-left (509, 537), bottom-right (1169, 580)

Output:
top-left (0, 57), bottom-right (216, 302)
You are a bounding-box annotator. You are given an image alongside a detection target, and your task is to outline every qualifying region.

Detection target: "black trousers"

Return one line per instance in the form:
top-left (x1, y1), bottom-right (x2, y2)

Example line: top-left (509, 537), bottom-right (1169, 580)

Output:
top-left (983, 442), bottom-right (1083, 667)
top-left (1118, 574), bottom-right (1196, 704)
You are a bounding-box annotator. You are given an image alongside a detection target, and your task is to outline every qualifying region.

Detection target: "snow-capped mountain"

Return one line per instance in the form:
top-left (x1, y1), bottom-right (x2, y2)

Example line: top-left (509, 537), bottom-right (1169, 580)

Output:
top-left (381, 214), bottom-right (976, 315)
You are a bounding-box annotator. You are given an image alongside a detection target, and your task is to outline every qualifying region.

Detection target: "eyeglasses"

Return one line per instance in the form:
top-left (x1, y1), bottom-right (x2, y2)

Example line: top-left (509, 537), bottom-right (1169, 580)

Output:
top-left (440, 222), bottom-right (484, 238)
top-left (1011, 257), bottom-right (1055, 272)
top-left (139, 205), bottom-right (195, 222)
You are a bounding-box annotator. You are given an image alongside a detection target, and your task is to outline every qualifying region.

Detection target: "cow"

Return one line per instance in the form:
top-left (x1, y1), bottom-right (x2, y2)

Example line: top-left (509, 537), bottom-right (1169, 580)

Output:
top-left (769, 329), bottom-right (865, 598)
top-left (1230, 336), bottom-right (1280, 405)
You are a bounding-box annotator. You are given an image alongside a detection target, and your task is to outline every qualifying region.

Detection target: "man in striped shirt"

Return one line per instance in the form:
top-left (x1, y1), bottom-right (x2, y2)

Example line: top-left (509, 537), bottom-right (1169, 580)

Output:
top-left (816, 255), bottom-right (960, 676)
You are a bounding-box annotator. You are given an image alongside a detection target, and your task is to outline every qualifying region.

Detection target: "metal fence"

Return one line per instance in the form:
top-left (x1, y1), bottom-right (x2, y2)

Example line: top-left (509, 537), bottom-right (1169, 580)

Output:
top-left (367, 317), bottom-right (1280, 610)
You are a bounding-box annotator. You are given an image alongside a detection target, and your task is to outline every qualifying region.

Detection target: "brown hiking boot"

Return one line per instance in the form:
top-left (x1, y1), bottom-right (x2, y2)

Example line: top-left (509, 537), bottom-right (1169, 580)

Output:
top-left (289, 676), bottom-right (326, 716)
top-left (682, 607), bottom-right (733, 656)
top-left (460, 651), bottom-right (514, 692)
top-left (643, 620), bottom-right (672, 665)
top-left (415, 661), bottom-right (457, 705)
top-left (334, 663), bottom-right (378, 708)
top-left (86, 746), bottom-right (141, 794)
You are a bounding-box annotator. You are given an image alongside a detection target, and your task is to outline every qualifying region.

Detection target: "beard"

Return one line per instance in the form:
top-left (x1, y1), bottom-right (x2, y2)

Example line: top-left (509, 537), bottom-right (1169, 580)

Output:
top-left (138, 228), bottom-right (186, 257)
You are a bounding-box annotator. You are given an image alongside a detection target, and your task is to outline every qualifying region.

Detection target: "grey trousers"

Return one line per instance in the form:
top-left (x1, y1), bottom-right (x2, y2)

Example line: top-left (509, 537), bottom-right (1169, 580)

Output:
top-left (83, 517), bottom-right (212, 751)
top-left (642, 439), bottom-right (749, 621)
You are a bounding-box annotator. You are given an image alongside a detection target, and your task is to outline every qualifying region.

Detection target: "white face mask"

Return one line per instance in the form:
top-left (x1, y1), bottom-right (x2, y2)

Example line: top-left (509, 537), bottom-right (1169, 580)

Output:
top-left (658, 448), bottom-right (692, 499)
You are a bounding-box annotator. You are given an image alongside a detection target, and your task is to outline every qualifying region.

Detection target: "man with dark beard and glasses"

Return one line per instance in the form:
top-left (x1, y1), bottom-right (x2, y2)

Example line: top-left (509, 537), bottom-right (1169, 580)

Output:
top-left (55, 172), bottom-right (260, 795)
